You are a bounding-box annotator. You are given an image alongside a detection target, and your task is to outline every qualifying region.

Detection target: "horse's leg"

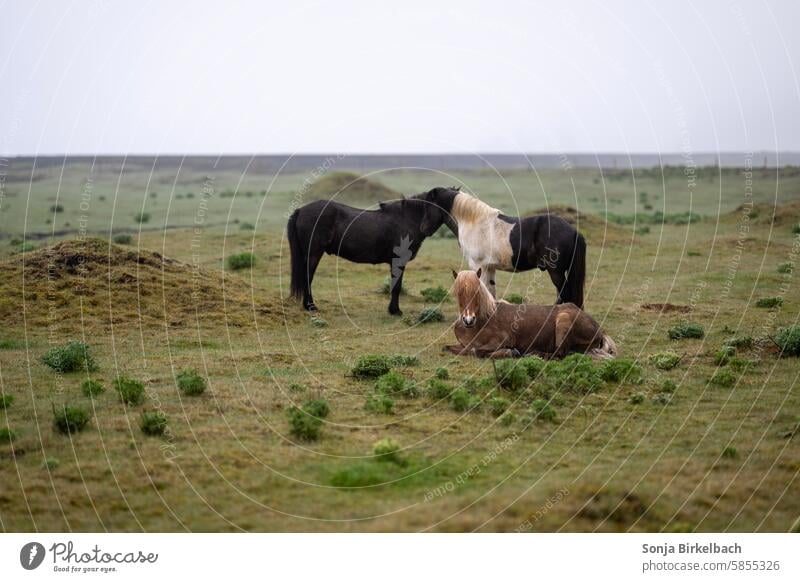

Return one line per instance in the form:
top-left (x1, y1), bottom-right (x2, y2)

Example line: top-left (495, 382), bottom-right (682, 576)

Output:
top-left (303, 249), bottom-right (324, 311)
top-left (552, 309), bottom-right (574, 358)
top-left (547, 269), bottom-right (567, 304)
top-left (387, 265), bottom-right (405, 316)
top-left (481, 266), bottom-right (497, 298)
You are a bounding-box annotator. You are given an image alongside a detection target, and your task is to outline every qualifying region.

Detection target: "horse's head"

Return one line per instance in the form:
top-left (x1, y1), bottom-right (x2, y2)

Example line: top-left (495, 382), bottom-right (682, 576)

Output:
top-left (419, 187), bottom-right (460, 236)
top-left (451, 268), bottom-right (493, 327)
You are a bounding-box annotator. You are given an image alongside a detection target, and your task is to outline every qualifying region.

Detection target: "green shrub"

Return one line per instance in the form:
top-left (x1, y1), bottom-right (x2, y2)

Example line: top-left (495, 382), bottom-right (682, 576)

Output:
top-left (687, 250), bottom-right (702, 257)
top-left (133, 211), bottom-right (150, 224)
top-left (649, 351), bottom-right (681, 370)
top-left (287, 406), bottom-right (322, 441)
top-left (450, 388), bottom-right (480, 412)
top-left (310, 315), bottom-right (328, 328)
top-left (722, 446), bottom-right (738, 459)
top-left (724, 336), bottom-right (753, 350)
top-left (50, 204), bottom-right (64, 213)
top-left (239, 222), bottom-right (255, 231)
top-left (729, 357), bottom-right (755, 373)
top-left (420, 286), bottom-right (448, 303)
top-left (426, 378), bottom-right (452, 400)
top-left (0, 393), bottom-right (14, 409)
top-left (435, 367), bottom-right (449, 380)
top-left (775, 326), bottom-right (800, 356)
top-left (42, 457), bottom-right (59, 470)
top-left (505, 293), bottom-right (524, 304)
top-left (635, 226), bottom-right (651, 235)
top-left (113, 375), bottom-right (146, 405)
top-left (668, 322), bottom-right (704, 340)
top-left (374, 372), bottom-right (418, 399)
top-left (226, 252), bottom-right (256, 270)
top-left (80, 379), bottom-right (105, 397)
top-left (0, 427), bottom-right (18, 444)
top-left (352, 355), bottom-right (392, 378)
top-left (714, 345), bottom-right (735, 365)
top-left (777, 262), bottom-right (793, 274)
top-left (494, 360), bottom-right (529, 392)
top-left (652, 393), bottom-right (672, 406)
top-left (530, 399), bottom-right (557, 422)
top-left (520, 356), bottom-right (546, 378)
top-left (53, 404), bottom-right (91, 434)
top-left (364, 393), bottom-right (394, 414)
top-left (488, 396), bottom-right (510, 417)
top-left (16, 242), bottom-right (35, 253)
top-left (792, 223), bottom-right (800, 234)
top-left (41, 342), bottom-right (98, 373)
top-left (176, 369), bottom-right (206, 396)
top-left (499, 412), bottom-right (516, 426)
top-left (388, 354), bottom-right (419, 367)
top-left (542, 353), bottom-right (603, 394)
top-left (755, 296), bottom-right (783, 308)
top-left (416, 307), bottom-right (445, 324)
top-left (303, 399), bottom-right (330, 419)
top-left (372, 438), bottom-right (403, 464)
top-left (660, 379), bottom-right (678, 393)
top-left (709, 369), bottom-right (737, 388)
top-left (140, 411), bottom-right (168, 436)
top-left (112, 233), bottom-right (133, 245)
top-left (600, 358), bottom-right (642, 383)
top-left (629, 393), bottom-right (645, 405)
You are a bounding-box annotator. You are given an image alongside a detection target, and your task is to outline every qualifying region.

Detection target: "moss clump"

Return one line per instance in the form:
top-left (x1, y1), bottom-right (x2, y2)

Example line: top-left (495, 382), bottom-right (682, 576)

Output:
top-left (600, 358), bottom-right (642, 383)
top-left (755, 296), bottom-right (783, 308)
top-left (420, 286), bottom-right (448, 303)
top-left (364, 393), bottom-right (394, 414)
top-left (416, 307), bottom-right (445, 324)
top-left (505, 293), bottom-right (524, 304)
top-left (352, 355), bottom-right (392, 378)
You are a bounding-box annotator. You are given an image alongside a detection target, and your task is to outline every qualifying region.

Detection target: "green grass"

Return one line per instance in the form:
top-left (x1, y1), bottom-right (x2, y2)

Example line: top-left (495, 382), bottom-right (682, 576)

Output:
top-left (226, 252), bottom-right (256, 270)
top-left (667, 323), bottom-right (705, 340)
top-left (41, 342), bottom-right (98, 373)
top-left (1, 161), bottom-right (799, 533)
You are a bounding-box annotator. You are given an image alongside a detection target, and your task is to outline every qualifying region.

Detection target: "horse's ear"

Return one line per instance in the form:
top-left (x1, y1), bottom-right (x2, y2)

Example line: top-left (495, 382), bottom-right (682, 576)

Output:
top-left (379, 202), bottom-right (387, 210)
top-left (452, 269), bottom-right (458, 280)
top-left (476, 268), bottom-right (482, 279)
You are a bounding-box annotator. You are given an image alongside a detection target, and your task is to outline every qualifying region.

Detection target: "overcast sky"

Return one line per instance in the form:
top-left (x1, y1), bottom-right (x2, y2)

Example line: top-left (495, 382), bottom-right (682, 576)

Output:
top-left (1, 0), bottom-right (798, 155)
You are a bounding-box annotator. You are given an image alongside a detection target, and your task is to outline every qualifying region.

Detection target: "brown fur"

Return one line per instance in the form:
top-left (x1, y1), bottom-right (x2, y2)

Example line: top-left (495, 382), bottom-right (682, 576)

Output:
top-left (445, 270), bottom-right (616, 359)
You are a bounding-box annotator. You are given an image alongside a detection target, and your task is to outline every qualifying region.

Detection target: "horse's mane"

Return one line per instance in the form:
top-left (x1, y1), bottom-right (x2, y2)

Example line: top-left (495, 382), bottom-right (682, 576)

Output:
top-left (451, 190), bottom-right (499, 223)
top-left (453, 271), bottom-right (497, 317)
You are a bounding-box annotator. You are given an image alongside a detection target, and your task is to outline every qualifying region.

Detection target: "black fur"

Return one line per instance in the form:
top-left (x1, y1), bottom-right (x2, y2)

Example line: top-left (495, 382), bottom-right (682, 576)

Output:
top-left (422, 188), bottom-right (587, 307)
top-left (287, 191), bottom-right (445, 315)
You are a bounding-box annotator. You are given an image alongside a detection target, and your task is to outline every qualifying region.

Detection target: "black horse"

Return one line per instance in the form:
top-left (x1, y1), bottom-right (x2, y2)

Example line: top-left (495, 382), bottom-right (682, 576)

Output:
top-left (419, 187), bottom-right (586, 307)
top-left (287, 191), bottom-right (447, 315)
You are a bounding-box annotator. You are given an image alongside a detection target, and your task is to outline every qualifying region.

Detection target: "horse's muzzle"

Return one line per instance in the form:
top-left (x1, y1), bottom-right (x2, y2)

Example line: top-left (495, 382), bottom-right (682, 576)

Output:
top-left (462, 315), bottom-right (476, 327)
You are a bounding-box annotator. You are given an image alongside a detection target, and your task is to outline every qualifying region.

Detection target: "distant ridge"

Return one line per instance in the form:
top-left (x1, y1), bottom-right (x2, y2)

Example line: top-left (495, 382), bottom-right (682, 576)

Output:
top-left (9, 152), bottom-right (799, 172)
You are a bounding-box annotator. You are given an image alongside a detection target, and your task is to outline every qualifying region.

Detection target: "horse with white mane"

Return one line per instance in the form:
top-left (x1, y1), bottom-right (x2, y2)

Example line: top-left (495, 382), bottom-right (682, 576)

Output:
top-left (444, 269), bottom-right (616, 360)
top-left (419, 187), bottom-right (587, 307)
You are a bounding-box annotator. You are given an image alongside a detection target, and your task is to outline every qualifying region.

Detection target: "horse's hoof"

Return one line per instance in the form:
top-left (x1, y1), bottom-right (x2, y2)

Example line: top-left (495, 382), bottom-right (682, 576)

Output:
top-left (388, 308), bottom-right (403, 316)
top-left (305, 303), bottom-right (318, 312)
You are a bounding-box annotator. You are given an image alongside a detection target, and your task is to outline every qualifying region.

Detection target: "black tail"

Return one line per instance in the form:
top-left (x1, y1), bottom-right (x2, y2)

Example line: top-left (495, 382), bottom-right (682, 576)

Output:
top-left (564, 232), bottom-right (586, 308)
top-left (287, 209), bottom-right (305, 300)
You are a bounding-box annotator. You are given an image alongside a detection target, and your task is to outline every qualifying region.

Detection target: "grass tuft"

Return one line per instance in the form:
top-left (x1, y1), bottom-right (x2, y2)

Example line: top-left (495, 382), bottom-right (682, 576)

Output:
top-left (176, 369), bottom-right (206, 396)
top-left (226, 252), bottom-right (256, 270)
top-left (53, 404), bottom-right (91, 434)
top-left (140, 411), bottom-right (168, 436)
top-left (668, 322), bottom-right (704, 340)
top-left (41, 342), bottom-right (98, 373)
top-left (114, 375), bottom-right (146, 405)
top-left (649, 351), bottom-right (681, 370)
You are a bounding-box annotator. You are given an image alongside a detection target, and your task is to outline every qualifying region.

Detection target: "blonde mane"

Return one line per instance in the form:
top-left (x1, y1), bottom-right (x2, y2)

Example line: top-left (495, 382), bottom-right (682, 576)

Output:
top-left (451, 191), bottom-right (499, 224)
top-left (453, 270), bottom-right (497, 317)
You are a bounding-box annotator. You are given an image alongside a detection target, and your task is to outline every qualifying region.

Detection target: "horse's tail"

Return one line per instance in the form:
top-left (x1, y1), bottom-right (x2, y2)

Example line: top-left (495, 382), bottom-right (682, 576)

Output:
top-left (565, 232), bottom-right (586, 308)
top-left (287, 209), bottom-right (305, 300)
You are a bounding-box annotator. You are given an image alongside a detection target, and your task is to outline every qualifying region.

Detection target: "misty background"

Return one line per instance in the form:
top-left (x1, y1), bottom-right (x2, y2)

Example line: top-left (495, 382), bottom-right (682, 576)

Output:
top-left (1, 0), bottom-right (798, 157)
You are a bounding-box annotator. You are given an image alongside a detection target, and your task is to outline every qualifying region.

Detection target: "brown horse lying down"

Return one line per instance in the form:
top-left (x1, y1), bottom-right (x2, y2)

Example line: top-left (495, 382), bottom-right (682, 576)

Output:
top-left (444, 269), bottom-right (617, 359)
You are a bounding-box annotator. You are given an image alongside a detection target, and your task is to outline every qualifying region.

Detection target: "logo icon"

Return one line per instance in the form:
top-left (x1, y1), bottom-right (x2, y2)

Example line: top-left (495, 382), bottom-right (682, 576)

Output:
top-left (20, 542), bottom-right (46, 570)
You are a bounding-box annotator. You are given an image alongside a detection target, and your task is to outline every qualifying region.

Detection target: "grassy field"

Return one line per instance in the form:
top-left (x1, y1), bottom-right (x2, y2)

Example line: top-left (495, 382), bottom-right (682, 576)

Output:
top-left (0, 159), bottom-right (798, 532)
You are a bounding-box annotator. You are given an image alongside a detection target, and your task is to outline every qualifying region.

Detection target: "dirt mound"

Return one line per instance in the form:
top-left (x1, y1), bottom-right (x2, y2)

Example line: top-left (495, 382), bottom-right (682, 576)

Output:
top-left (526, 204), bottom-right (629, 242)
top-left (0, 238), bottom-right (289, 330)
top-left (306, 171), bottom-right (401, 206)
top-left (724, 201), bottom-right (800, 226)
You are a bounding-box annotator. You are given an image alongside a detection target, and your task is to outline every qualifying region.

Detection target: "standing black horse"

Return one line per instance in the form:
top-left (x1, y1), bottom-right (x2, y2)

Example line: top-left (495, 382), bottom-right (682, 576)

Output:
top-left (287, 191), bottom-right (448, 314)
top-left (419, 187), bottom-right (587, 307)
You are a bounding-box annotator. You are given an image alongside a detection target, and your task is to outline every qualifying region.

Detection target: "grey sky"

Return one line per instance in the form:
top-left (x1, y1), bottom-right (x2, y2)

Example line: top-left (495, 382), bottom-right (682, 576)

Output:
top-left (1, 0), bottom-right (798, 155)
